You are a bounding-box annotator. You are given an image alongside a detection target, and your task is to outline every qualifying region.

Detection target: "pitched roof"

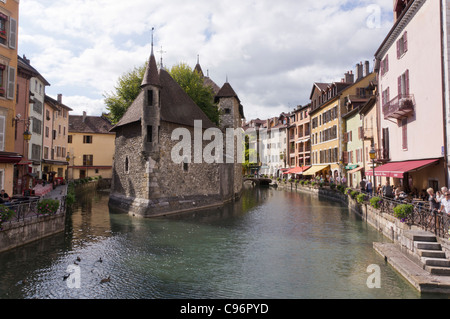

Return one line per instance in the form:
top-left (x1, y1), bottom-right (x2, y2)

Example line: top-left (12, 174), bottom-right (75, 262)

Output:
top-left (159, 68), bottom-right (216, 128)
top-left (215, 82), bottom-right (240, 103)
top-left (111, 67), bottom-right (216, 131)
top-left (18, 55), bottom-right (50, 86)
top-left (69, 115), bottom-right (114, 134)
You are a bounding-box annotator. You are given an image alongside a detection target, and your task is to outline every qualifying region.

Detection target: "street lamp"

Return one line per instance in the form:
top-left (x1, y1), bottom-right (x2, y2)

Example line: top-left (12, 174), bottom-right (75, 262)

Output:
top-left (369, 146), bottom-right (376, 190)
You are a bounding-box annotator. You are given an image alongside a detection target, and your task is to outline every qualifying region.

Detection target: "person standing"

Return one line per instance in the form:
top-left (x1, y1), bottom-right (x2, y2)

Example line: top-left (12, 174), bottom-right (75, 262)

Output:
top-left (427, 188), bottom-right (441, 213)
top-left (438, 192), bottom-right (450, 214)
top-left (366, 180), bottom-right (373, 196)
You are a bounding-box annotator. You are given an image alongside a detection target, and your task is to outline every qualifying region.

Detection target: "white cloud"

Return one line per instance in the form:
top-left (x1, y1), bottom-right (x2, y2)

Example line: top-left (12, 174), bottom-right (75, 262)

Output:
top-left (18, 0), bottom-right (393, 121)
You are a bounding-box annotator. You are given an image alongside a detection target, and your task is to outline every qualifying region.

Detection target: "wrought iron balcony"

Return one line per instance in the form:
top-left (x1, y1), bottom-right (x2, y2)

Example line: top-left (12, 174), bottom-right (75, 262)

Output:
top-left (383, 94), bottom-right (415, 120)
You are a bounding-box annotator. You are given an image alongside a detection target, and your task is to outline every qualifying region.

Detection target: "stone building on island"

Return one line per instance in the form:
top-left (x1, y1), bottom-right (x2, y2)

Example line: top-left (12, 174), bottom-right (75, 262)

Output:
top-left (109, 45), bottom-right (244, 217)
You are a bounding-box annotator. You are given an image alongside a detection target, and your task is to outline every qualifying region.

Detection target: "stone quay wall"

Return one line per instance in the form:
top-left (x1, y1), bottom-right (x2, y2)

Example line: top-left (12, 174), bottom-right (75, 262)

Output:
top-left (0, 213), bottom-right (66, 253)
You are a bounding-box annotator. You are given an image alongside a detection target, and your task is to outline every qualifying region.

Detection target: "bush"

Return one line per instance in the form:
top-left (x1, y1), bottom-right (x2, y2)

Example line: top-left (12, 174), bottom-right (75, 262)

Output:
top-left (37, 199), bottom-right (60, 216)
top-left (370, 196), bottom-right (383, 209)
top-left (0, 205), bottom-right (15, 230)
top-left (393, 204), bottom-right (414, 221)
top-left (357, 193), bottom-right (369, 204)
top-left (350, 190), bottom-right (359, 199)
top-left (330, 183), bottom-right (336, 190)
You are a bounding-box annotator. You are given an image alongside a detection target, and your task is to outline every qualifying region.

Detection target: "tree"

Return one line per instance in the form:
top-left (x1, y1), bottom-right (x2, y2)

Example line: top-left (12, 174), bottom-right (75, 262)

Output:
top-left (104, 62), bottom-right (220, 125)
top-left (169, 63), bottom-right (220, 125)
top-left (104, 63), bottom-right (147, 124)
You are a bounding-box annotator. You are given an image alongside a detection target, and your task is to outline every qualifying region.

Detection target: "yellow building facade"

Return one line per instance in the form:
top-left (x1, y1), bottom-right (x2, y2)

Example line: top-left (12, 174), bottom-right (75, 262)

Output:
top-left (68, 113), bottom-right (115, 180)
top-left (308, 81), bottom-right (350, 180)
top-left (0, 0), bottom-right (20, 194)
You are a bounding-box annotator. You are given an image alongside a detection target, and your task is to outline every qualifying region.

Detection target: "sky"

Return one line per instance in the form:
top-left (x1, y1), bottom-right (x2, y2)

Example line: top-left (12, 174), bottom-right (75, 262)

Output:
top-left (18, 0), bottom-right (393, 121)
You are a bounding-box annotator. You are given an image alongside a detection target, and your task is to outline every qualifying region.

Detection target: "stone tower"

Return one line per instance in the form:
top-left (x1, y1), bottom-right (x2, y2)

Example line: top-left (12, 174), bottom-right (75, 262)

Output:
top-left (140, 45), bottom-right (162, 199)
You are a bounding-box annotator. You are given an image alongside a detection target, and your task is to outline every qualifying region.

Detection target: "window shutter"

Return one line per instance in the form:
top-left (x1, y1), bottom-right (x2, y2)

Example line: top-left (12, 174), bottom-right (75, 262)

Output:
top-left (403, 31), bottom-right (408, 52)
top-left (9, 17), bottom-right (17, 49)
top-left (405, 69), bottom-right (410, 95)
top-left (397, 40), bottom-right (400, 59)
top-left (7, 66), bottom-right (15, 100)
top-left (398, 76), bottom-right (402, 96)
top-left (343, 151), bottom-right (348, 164)
top-left (0, 115), bottom-right (4, 151)
top-left (402, 119), bottom-right (408, 150)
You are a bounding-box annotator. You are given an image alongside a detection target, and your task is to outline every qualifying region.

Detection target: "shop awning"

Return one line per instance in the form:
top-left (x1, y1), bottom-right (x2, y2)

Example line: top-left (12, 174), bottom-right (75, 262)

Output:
top-left (303, 165), bottom-right (329, 176)
top-left (365, 159), bottom-right (440, 178)
top-left (348, 166), bottom-right (364, 174)
top-left (283, 166), bottom-right (312, 175)
top-left (0, 152), bottom-right (22, 164)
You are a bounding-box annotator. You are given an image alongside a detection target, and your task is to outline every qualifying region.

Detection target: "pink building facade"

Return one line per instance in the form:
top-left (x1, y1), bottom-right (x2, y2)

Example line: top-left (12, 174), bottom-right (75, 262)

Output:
top-left (374, 0), bottom-right (447, 192)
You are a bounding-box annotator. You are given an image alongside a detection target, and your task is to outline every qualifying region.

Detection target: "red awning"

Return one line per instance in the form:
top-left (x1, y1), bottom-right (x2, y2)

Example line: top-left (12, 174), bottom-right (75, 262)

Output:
top-left (365, 159), bottom-right (440, 178)
top-left (284, 166), bottom-right (312, 175)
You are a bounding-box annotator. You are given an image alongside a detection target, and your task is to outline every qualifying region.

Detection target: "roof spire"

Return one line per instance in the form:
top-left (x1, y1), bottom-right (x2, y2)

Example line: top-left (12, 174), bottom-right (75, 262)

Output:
top-left (151, 27), bottom-right (154, 55)
top-left (141, 27), bottom-right (161, 88)
top-left (157, 45), bottom-right (166, 69)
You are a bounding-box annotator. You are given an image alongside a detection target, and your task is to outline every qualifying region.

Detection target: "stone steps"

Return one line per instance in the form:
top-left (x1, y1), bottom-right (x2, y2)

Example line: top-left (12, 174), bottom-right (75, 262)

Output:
top-left (412, 233), bottom-right (450, 276)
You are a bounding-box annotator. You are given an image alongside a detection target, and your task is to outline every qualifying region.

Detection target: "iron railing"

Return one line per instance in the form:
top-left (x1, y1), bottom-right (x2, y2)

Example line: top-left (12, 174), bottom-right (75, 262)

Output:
top-left (359, 191), bottom-right (450, 239)
top-left (1, 196), bottom-right (67, 229)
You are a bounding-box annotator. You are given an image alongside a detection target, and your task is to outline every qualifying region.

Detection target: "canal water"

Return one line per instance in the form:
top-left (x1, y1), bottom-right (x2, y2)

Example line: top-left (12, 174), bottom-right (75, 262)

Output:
top-left (0, 185), bottom-right (439, 299)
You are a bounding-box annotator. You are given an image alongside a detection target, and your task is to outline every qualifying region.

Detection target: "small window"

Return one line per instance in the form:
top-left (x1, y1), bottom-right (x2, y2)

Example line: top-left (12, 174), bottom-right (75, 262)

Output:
top-left (68, 135), bottom-right (72, 143)
top-left (83, 135), bottom-right (93, 144)
top-left (147, 90), bottom-right (153, 106)
top-left (147, 125), bottom-right (153, 143)
top-left (125, 156), bottom-right (129, 173)
top-left (224, 108), bottom-right (231, 114)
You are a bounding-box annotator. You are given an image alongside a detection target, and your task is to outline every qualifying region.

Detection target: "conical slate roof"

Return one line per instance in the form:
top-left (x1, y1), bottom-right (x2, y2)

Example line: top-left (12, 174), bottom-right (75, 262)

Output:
top-left (215, 82), bottom-right (240, 103)
top-left (141, 49), bottom-right (161, 88)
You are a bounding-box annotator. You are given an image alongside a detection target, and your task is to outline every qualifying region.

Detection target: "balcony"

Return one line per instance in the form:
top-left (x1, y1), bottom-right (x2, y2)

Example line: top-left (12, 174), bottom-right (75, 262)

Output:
top-left (383, 94), bottom-right (415, 120)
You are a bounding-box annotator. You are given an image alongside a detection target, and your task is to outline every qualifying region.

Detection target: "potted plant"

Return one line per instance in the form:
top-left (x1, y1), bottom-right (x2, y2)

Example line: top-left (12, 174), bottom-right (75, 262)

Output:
top-left (369, 196), bottom-right (383, 209)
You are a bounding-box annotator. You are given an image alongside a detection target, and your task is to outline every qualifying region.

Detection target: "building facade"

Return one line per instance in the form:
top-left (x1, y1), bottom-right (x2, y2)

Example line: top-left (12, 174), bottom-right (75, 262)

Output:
top-left (374, 0), bottom-right (446, 192)
top-left (68, 112), bottom-right (115, 180)
top-left (41, 95), bottom-right (72, 182)
top-left (0, 0), bottom-right (20, 194)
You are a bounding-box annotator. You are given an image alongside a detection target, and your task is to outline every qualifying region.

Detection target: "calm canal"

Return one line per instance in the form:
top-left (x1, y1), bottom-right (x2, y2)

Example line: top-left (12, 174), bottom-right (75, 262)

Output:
top-left (0, 185), bottom-right (439, 299)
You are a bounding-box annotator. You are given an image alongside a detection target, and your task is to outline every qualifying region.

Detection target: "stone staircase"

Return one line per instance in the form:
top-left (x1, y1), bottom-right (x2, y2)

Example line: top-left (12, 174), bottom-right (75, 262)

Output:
top-left (413, 233), bottom-right (450, 276)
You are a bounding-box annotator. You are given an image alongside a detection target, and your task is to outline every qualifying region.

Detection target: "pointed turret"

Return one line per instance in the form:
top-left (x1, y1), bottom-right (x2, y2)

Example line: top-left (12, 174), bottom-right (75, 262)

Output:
top-left (194, 55), bottom-right (204, 78)
top-left (141, 47), bottom-right (161, 88)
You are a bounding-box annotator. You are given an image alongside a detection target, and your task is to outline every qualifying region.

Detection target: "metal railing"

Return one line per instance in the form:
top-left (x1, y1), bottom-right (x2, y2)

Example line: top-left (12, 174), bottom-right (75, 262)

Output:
top-left (1, 196), bottom-right (67, 229)
top-left (356, 190), bottom-right (450, 239)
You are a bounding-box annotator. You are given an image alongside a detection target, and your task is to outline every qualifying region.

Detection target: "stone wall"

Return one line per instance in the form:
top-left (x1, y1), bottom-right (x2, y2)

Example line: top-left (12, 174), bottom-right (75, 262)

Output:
top-left (0, 213), bottom-right (66, 253)
top-left (110, 120), bottom-right (242, 217)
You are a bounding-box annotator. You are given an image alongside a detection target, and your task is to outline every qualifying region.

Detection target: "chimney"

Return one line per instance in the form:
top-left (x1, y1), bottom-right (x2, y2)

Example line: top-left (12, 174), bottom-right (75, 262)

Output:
top-left (22, 54), bottom-right (30, 64)
top-left (364, 60), bottom-right (370, 77)
top-left (83, 111), bottom-right (86, 122)
top-left (57, 94), bottom-right (62, 104)
top-left (356, 62), bottom-right (363, 80)
top-left (344, 71), bottom-right (354, 83)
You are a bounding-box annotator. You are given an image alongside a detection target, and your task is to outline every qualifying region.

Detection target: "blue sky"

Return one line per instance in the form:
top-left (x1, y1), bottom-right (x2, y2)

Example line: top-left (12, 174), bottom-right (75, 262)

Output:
top-left (18, 0), bottom-right (393, 120)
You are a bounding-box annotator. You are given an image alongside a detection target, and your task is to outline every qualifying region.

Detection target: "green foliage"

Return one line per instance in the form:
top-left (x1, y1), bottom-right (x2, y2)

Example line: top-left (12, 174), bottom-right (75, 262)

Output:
top-left (37, 199), bottom-right (60, 216)
top-left (170, 63), bottom-right (220, 125)
top-left (66, 183), bottom-right (76, 206)
top-left (393, 204), bottom-right (414, 220)
top-left (104, 62), bottom-right (220, 126)
top-left (0, 205), bottom-right (15, 230)
top-left (357, 193), bottom-right (369, 204)
top-left (330, 183), bottom-right (336, 190)
top-left (350, 190), bottom-right (359, 199)
top-left (104, 64), bottom-right (147, 124)
top-left (370, 196), bottom-right (383, 209)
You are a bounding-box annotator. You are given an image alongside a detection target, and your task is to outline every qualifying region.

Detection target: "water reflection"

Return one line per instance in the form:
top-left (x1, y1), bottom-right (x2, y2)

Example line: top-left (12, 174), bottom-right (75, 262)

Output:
top-left (0, 185), bottom-right (434, 299)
